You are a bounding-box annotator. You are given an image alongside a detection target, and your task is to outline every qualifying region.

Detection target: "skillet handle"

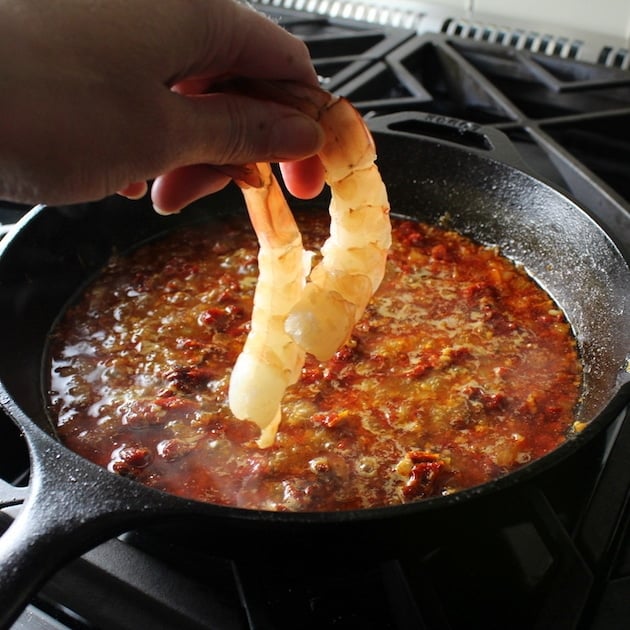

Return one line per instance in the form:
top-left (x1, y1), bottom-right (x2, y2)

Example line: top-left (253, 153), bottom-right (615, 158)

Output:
top-left (368, 111), bottom-right (534, 174)
top-left (0, 426), bottom-right (158, 629)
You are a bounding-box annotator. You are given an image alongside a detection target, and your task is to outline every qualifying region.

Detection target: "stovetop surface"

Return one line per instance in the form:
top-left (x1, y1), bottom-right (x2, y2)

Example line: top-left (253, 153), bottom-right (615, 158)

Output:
top-left (2, 4), bottom-right (630, 629)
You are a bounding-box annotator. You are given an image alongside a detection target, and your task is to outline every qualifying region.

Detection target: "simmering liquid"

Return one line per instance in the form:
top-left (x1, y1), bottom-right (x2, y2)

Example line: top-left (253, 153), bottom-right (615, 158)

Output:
top-left (47, 213), bottom-right (582, 511)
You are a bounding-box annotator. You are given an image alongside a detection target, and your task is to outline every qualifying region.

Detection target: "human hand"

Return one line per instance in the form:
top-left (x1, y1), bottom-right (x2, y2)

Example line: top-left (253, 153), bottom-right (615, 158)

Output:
top-left (0, 0), bottom-right (325, 210)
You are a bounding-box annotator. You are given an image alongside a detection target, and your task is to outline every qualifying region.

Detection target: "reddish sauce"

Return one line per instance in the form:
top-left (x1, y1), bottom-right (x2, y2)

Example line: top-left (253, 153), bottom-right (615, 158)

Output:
top-left (47, 213), bottom-right (582, 511)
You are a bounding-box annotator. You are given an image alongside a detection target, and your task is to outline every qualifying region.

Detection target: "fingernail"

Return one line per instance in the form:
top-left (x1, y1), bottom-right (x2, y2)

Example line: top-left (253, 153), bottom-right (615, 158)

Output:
top-left (116, 181), bottom-right (148, 200)
top-left (152, 204), bottom-right (180, 216)
top-left (270, 114), bottom-right (323, 160)
top-left (122, 190), bottom-right (146, 201)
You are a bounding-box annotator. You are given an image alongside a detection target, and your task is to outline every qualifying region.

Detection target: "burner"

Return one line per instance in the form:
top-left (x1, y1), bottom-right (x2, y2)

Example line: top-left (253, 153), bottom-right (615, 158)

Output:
top-left (542, 113), bottom-right (630, 204)
top-left (260, 5), bottom-right (413, 91)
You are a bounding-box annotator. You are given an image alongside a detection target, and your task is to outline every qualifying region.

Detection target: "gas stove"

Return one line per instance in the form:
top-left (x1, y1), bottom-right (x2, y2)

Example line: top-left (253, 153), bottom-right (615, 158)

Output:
top-left (2, 3), bottom-right (630, 629)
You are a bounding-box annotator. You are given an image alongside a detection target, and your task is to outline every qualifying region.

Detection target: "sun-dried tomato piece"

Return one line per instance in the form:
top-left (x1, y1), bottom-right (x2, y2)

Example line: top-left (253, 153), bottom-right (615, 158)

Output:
top-left (119, 400), bottom-right (165, 428)
top-left (164, 365), bottom-right (215, 393)
top-left (312, 409), bottom-right (352, 429)
top-left (110, 445), bottom-right (152, 476)
top-left (402, 459), bottom-right (444, 500)
top-left (157, 438), bottom-right (197, 462)
top-left (463, 385), bottom-right (508, 411)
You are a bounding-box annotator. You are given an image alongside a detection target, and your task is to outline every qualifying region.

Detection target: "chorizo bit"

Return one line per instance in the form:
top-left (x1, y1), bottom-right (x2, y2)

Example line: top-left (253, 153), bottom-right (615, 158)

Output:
top-left (157, 437), bottom-right (199, 462)
top-left (397, 450), bottom-right (448, 500)
top-left (119, 400), bottom-right (165, 429)
top-left (463, 385), bottom-right (508, 413)
top-left (109, 444), bottom-right (152, 477)
top-left (311, 409), bottom-right (353, 429)
top-left (164, 365), bottom-right (216, 394)
top-left (228, 80), bottom-right (391, 448)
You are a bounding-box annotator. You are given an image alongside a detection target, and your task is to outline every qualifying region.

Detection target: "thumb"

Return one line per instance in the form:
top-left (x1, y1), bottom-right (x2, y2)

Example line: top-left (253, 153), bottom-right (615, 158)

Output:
top-left (170, 92), bottom-right (324, 167)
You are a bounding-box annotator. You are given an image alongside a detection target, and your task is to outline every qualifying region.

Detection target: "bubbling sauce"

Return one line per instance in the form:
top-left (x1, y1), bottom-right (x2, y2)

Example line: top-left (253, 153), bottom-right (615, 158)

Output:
top-left (46, 213), bottom-right (582, 511)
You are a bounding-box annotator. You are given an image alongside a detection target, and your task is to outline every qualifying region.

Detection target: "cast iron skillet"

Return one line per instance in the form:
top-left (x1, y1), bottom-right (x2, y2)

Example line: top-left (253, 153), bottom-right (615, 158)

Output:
top-left (0, 113), bottom-right (629, 627)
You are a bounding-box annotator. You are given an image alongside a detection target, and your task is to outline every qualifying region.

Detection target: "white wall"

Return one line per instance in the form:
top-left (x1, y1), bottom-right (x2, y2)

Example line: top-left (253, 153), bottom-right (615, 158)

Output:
top-left (428, 0), bottom-right (630, 41)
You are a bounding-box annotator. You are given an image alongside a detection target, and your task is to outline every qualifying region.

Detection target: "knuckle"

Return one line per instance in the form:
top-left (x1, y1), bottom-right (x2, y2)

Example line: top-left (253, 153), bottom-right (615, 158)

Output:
top-left (216, 99), bottom-right (265, 164)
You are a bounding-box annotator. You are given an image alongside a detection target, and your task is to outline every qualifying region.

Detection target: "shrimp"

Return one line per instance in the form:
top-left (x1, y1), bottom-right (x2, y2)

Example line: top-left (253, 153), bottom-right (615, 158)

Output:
top-left (228, 81), bottom-right (391, 445)
top-left (228, 162), bottom-right (313, 448)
